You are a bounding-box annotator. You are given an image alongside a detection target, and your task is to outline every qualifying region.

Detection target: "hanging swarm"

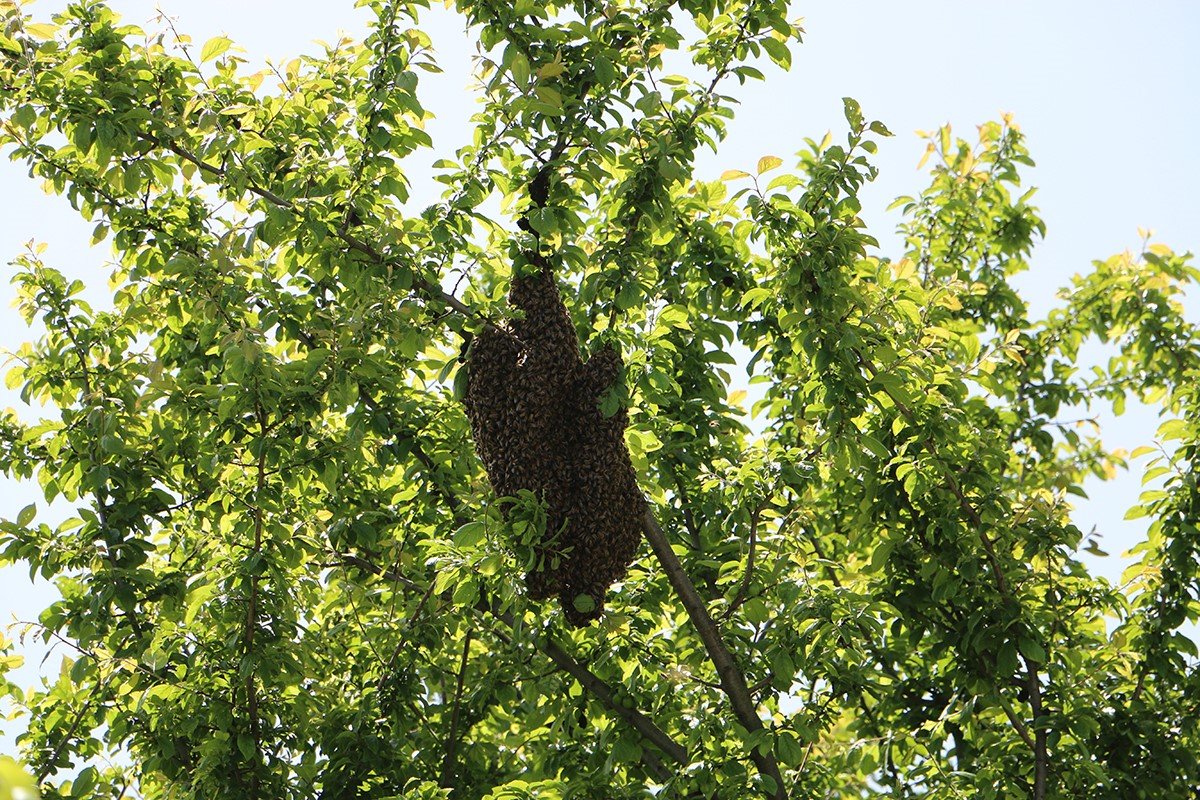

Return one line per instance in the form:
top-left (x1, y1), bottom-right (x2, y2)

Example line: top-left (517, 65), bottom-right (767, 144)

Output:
top-left (462, 263), bottom-right (645, 625)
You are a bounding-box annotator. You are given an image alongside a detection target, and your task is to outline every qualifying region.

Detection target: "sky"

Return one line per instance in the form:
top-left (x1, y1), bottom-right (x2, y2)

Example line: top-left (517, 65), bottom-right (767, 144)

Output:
top-left (1, 0), bottom-right (1198, 755)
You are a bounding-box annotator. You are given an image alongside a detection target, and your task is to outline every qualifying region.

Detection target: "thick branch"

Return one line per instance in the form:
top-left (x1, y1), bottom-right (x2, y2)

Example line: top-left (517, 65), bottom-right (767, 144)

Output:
top-left (439, 629), bottom-right (473, 788)
top-left (1023, 654), bottom-right (1048, 800)
top-left (335, 554), bottom-right (688, 772)
top-left (641, 510), bottom-right (787, 798)
top-left (492, 609), bottom-right (687, 773)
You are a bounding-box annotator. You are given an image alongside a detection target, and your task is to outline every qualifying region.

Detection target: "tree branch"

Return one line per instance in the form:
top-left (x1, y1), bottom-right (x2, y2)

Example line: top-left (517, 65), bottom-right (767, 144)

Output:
top-left (439, 629), bottom-right (473, 788)
top-left (35, 682), bottom-right (103, 784)
top-left (722, 503), bottom-right (761, 621)
top-left (641, 510), bottom-right (787, 798)
top-left (493, 609), bottom-right (687, 775)
top-left (136, 132), bottom-right (498, 333)
top-left (1023, 654), bottom-right (1048, 800)
top-left (334, 554), bottom-right (689, 772)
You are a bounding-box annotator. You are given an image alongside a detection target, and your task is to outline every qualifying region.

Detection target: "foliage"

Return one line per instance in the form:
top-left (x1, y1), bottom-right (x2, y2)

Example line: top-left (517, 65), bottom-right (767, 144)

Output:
top-left (0, 755), bottom-right (39, 800)
top-left (1, 0), bottom-right (1199, 798)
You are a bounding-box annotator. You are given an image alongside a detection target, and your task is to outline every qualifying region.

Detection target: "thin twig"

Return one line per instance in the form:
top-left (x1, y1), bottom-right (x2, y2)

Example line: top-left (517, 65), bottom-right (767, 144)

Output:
top-left (35, 679), bottom-right (105, 783)
top-left (136, 132), bottom-right (498, 332)
top-left (242, 403), bottom-right (268, 800)
top-left (723, 503), bottom-right (762, 621)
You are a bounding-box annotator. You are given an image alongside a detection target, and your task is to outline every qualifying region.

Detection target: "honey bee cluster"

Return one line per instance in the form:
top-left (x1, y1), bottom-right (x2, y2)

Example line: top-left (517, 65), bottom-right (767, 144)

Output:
top-left (463, 263), bottom-right (645, 625)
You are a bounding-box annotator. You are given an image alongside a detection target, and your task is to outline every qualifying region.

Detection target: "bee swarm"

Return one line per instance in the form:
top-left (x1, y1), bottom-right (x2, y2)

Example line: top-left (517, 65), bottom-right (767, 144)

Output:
top-left (462, 265), bottom-right (645, 626)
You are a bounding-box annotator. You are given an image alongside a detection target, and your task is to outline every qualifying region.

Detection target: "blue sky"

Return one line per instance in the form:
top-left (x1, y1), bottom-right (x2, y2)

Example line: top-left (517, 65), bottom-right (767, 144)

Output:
top-left (1, 0), bottom-right (1198, 754)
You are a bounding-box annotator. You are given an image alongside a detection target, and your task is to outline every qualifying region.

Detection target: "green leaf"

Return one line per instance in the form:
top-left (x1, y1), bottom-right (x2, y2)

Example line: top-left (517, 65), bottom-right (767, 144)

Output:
top-left (71, 766), bottom-right (96, 798)
top-left (69, 655), bottom-right (92, 684)
top-left (534, 86), bottom-right (562, 111)
top-left (860, 434), bottom-right (889, 460)
top-left (454, 521), bottom-right (486, 548)
top-left (741, 287), bottom-right (772, 309)
top-left (997, 642), bottom-right (1019, 675)
top-left (1017, 637), bottom-right (1047, 665)
top-left (766, 173), bottom-right (801, 191)
top-left (452, 578), bottom-right (478, 607)
top-left (776, 732), bottom-right (804, 764)
top-left (761, 37), bottom-right (791, 69)
top-left (869, 538), bottom-right (894, 572)
top-left (658, 305), bottom-right (690, 329)
top-left (1156, 418), bottom-right (1189, 442)
top-left (23, 23), bottom-right (59, 40)
top-left (510, 53), bottom-right (531, 89)
top-left (743, 598), bottom-right (770, 625)
top-left (842, 96), bottom-right (863, 127)
top-left (452, 363), bottom-right (469, 401)
top-left (237, 734), bottom-right (256, 760)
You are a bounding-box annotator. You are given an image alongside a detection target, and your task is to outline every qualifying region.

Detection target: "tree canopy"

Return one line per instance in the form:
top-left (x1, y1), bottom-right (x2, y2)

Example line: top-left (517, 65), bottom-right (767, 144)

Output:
top-left (1, 1), bottom-right (1199, 798)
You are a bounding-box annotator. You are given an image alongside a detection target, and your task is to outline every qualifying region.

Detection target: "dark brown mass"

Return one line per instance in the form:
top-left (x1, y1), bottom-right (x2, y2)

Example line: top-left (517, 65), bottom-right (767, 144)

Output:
top-left (462, 264), bottom-right (645, 626)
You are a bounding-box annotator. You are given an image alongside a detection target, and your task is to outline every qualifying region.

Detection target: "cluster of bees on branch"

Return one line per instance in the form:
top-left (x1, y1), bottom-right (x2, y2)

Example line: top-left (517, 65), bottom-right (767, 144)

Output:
top-left (461, 167), bottom-right (644, 626)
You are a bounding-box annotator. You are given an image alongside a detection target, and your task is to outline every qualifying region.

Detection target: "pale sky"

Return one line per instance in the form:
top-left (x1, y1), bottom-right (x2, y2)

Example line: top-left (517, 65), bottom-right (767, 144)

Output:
top-left (1, 0), bottom-right (1198, 755)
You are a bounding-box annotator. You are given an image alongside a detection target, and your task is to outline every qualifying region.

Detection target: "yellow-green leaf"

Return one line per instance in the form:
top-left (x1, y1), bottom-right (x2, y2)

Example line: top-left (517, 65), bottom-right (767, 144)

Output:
top-left (200, 36), bottom-right (233, 63)
top-left (757, 155), bottom-right (783, 174)
top-left (917, 142), bottom-right (935, 170)
top-left (23, 23), bottom-right (59, 40)
top-left (0, 756), bottom-right (39, 800)
top-left (1157, 418), bottom-right (1188, 442)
